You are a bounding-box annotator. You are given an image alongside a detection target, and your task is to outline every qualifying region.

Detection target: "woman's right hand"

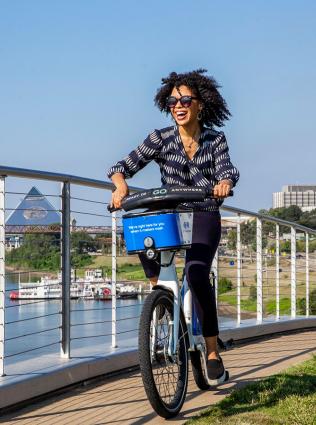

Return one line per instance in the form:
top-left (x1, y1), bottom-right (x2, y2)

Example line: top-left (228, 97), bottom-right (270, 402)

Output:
top-left (111, 182), bottom-right (129, 209)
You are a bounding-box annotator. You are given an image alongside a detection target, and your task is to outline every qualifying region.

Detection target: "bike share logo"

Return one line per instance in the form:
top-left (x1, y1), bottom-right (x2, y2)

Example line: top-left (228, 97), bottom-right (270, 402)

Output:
top-left (183, 221), bottom-right (190, 230)
top-left (152, 188), bottom-right (167, 195)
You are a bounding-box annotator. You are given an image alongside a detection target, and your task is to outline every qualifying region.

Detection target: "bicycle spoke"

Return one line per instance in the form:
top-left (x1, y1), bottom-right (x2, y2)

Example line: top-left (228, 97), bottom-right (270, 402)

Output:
top-left (148, 301), bottom-right (186, 405)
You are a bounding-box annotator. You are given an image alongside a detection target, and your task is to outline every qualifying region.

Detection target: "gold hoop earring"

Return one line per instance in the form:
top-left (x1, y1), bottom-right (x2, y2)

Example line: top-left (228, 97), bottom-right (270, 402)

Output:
top-left (197, 110), bottom-right (202, 121)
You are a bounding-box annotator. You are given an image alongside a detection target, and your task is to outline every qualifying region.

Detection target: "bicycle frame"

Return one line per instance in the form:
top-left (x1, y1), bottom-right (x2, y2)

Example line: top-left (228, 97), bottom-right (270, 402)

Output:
top-left (155, 251), bottom-right (199, 357)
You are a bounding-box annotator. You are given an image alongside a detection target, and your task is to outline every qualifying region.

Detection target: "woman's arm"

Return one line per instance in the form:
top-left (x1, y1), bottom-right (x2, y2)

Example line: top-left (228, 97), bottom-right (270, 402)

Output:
top-left (107, 129), bottom-right (163, 208)
top-left (110, 173), bottom-right (129, 209)
top-left (107, 130), bottom-right (162, 180)
top-left (212, 132), bottom-right (240, 198)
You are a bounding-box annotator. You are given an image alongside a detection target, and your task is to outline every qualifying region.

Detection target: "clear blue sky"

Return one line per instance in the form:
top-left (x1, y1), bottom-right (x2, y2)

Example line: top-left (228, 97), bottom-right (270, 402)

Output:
top-left (1, 0), bottom-right (316, 219)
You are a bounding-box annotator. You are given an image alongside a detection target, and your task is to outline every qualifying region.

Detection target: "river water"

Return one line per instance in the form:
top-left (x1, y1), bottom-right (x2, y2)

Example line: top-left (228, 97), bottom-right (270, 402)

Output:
top-left (4, 273), bottom-right (143, 362)
top-left (4, 273), bottom-right (233, 364)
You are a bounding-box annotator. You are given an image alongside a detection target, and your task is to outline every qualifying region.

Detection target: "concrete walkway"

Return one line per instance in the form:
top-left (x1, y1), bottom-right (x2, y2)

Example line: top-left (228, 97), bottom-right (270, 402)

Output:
top-left (1, 330), bottom-right (315, 425)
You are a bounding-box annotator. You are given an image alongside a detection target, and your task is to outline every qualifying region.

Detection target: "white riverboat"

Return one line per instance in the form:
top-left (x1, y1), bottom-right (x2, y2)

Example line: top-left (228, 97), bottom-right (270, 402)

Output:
top-left (9, 269), bottom-right (138, 301)
top-left (9, 276), bottom-right (80, 300)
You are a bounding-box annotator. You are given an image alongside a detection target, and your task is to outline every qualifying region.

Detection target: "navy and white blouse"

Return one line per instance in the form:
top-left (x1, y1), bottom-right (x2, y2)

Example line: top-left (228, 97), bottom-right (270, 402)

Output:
top-left (107, 125), bottom-right (239, 212)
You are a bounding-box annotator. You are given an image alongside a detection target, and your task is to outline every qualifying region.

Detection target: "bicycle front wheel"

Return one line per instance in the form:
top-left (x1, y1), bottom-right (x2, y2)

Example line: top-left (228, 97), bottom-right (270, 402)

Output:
top-left (138, 288), bottom-right (188, 418)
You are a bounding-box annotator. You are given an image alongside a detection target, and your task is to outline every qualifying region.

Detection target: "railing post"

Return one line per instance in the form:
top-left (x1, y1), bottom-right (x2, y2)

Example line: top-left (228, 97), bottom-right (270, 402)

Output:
top-left (306, 233), bottom-right (309, 317)
top-left (291, 226), bottom-right (296, 319)
top-left (275, 224), bottom-right (280, 320)
top-left (61, 181), bottom-right (71, 358)
top-left (0, 177), bottom-right (5, 376)
top-left (236, 214), bottom-right (241, 326)
top-left (212, 248), bottom-right (218, 305)
top-left (111, 211), bottom-right (117, 348)
top-left (256, 218), bottom-right (263, 323)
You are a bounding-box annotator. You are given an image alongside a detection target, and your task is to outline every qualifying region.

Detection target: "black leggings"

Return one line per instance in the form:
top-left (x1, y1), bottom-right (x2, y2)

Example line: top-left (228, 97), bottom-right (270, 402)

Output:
top-left (139, 211), bottom-right (221, 337)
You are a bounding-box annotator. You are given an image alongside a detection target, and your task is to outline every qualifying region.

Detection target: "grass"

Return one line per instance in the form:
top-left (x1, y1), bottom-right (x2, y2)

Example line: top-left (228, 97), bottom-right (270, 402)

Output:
top-left (186, 355), bottom-right (316, 425)
top-left (219, 294), bottom-right (257, 312)
top-left (219, 293), bottom-right (307, 316)
top-left (89, 254), bottom-right (185, 281)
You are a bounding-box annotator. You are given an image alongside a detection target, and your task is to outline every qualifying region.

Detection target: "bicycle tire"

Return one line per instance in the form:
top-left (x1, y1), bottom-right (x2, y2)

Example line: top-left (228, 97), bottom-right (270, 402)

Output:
top-left (190, 349), bottom-right (210, 390)
top-left (138, 288), bottom-right (188, 418)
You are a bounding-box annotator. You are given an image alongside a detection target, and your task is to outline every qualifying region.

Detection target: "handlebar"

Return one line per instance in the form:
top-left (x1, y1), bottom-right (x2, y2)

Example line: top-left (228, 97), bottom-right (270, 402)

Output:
top-left (107, 186), bottom-right (233, 213)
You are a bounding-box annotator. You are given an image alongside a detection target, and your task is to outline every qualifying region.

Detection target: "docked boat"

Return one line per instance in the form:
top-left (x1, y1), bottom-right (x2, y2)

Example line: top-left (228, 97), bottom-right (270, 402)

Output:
top-left (94, 284), bottom-right (112, 301)
top-left (117, 284), bottom-right (138, 299)
top-left (9, 276), bottom-right (80, 300)
top-left (9, 269), bottom-right (138, 301)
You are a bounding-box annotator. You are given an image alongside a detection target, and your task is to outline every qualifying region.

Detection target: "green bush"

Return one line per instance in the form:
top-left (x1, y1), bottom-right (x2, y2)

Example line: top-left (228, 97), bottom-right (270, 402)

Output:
top-left (297, 289), bottom-right (316, 315)
top-left (218, 277), bottom-right (233, 294)
top-left (249, 285), bottom-right (257, 301)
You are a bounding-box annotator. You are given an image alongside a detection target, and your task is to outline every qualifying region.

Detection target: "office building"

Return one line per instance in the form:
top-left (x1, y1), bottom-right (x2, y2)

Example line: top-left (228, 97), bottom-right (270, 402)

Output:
top-left (273, 185), bottom-right (316, 212)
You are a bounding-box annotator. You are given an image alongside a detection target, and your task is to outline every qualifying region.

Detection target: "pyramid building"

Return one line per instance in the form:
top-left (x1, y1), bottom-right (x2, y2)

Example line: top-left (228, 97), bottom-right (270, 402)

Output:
top-left (6, 186), bottom-right (60, 226)
top-left (5, 187), bottom-right (61, 249)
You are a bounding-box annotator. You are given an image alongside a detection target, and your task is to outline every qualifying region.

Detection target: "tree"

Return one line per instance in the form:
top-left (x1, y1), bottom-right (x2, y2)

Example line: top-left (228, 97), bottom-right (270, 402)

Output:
top-left (71, 231), bottom-right (97, 254)
top-left (6, 233), bottom-right (60, 271)
top-left (70, 231), bottom-right (95, 268)
top-left (6, 230), bottom-right (97, 271)
top-left (227, 229), bottom-right (237, 250)
top-left (297, 289), bottom-right (316, 315)
top-left (300, 209), bottom-right (316, 230)
top-left (218, 277), bottom-right (233, 294)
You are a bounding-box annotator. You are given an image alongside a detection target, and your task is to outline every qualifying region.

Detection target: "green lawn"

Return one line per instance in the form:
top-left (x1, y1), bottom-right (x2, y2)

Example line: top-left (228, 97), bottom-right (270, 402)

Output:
top-left (186, 355), bottom-right (316, 425)
top-left (90, 254), bottom-right (185, 281)
top-left (218, 294), bottom-right (303, 316)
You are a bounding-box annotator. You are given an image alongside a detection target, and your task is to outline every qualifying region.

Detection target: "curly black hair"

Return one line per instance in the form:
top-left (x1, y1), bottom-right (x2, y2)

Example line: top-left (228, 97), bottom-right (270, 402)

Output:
top-left (154, 69), bottom-right (231, 128)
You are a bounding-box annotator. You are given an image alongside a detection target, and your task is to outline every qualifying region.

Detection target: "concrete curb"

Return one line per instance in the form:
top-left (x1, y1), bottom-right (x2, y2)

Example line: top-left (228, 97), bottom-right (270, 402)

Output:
top-left (219, 317), bottom-right (316, 342)
top-left (0, 349), bottom-right (139, 410)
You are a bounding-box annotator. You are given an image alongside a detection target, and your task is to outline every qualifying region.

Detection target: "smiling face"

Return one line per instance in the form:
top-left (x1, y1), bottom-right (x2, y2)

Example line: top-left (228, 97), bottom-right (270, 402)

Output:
top-left (169, 85), bottom-right (202, 127)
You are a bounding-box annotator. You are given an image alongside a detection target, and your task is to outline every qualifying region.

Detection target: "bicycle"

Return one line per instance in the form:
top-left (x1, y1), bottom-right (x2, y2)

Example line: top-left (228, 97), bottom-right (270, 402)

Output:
top-left (109, 186), bottom-right (231, 418)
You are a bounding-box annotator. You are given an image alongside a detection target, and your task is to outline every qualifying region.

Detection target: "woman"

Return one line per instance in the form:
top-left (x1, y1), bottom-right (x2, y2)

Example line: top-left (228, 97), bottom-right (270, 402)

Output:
top-left (108, 69), bottom-right (239, 383)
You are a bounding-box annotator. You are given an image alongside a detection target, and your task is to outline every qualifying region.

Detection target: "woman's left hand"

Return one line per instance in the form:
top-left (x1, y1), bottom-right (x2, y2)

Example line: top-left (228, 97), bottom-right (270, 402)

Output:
top-left (213, 179), bottom-right (233, 198)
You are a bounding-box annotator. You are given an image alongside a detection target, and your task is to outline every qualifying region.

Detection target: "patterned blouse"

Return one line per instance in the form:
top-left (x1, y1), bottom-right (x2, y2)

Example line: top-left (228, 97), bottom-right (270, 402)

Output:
top-left (107, 125), bottom-right (239, 212)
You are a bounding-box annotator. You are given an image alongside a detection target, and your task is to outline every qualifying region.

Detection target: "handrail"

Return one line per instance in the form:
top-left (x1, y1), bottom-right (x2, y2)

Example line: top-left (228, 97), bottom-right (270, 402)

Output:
top-left (0, 165), bottom-right (142, 193)
top-left (221, 205), bottom-right (316, 235)
top-left (1, 164), bottom-right (315, 233)
top-left (0, 164), bottom-right (315, 381)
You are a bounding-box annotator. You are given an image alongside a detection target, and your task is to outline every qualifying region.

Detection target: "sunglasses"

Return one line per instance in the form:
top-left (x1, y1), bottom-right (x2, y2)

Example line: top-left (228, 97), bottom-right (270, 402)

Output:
top-left (166, 95), bottom-right (198, 108)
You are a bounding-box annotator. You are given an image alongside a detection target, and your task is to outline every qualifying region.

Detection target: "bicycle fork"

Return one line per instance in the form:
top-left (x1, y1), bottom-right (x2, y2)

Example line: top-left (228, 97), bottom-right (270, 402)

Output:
top-left (152, 251), bottom-right (181, 359)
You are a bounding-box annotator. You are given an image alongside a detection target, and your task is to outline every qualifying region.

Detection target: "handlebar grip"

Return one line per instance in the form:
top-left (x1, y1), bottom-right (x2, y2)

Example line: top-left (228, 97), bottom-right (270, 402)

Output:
top-left (107, 205), bottom-right (119, 213)
top-left (207, 189), bottom-right (234, 197)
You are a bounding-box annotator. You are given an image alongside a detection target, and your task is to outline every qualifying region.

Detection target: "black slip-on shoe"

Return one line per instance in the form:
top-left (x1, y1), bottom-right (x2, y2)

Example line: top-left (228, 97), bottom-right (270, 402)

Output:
top-left (206, 356), bottom-right (229, 386)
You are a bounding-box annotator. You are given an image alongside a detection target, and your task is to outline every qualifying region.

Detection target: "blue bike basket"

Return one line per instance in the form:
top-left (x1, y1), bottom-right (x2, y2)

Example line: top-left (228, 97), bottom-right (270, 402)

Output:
top-left (123, 210), bottom-right (193, 254)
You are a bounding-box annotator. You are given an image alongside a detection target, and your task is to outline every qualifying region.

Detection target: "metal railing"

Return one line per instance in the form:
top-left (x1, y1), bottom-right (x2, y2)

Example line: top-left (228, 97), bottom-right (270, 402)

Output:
top-left (0, 164), bottom-right (315, 377)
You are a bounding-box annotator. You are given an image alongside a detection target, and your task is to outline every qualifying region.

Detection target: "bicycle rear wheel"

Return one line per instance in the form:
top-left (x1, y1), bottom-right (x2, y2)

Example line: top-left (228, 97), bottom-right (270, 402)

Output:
top-left (190, 348), bottom-right (210, 390)
top-left (138, 288), bottom-right (188, 418)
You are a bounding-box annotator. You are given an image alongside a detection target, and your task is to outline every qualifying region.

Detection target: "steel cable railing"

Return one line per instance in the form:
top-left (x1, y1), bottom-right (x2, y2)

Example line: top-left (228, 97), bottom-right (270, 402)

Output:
top-left (5, 311), bottom-right (61, 324)
top-left (67, 195), bottom-right (141, 350)
top-left (3, 189), bottom-right (64, 366)
top-left (0, 164), bottom-right (315, 377)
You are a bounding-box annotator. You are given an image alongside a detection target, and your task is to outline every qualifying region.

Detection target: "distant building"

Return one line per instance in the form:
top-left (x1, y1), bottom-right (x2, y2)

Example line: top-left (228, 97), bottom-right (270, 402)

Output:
top-left (5, 186), bottom-right (61, 249)
top-left (219, 215), bottom-right (254, 252)
top-left (273, 185), bottom-right (316, 212)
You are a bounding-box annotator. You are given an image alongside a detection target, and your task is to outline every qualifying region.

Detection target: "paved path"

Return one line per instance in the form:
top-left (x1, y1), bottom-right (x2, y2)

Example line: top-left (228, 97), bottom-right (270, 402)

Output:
top-left (1, 330), bottom-right (315, 425)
